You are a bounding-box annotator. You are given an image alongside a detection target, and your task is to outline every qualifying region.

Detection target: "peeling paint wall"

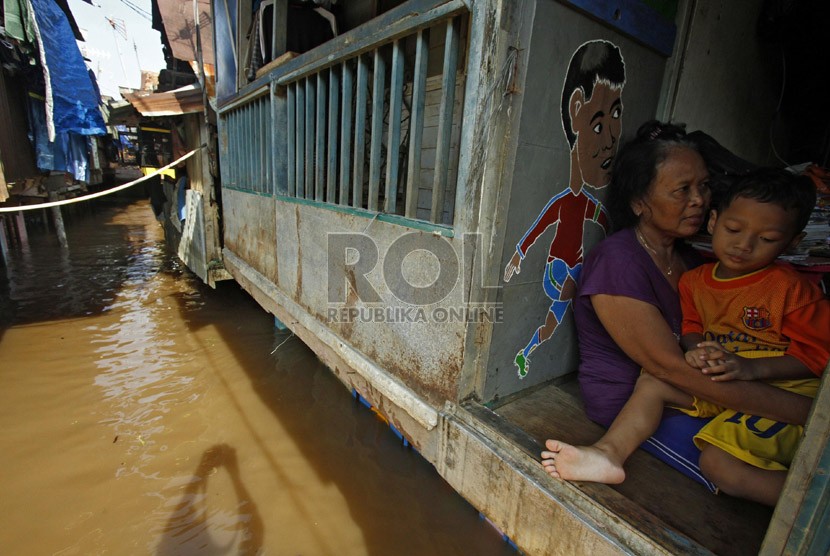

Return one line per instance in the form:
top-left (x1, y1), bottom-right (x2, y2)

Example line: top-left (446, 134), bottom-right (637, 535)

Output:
top-left (223, 189), bottom-right (278, 284)
top-left (273, 200), bottom-right (469, 404)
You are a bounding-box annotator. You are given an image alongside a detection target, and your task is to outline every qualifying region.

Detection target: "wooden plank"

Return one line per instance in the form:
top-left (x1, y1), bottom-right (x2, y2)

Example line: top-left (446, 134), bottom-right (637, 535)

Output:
top-left (252, 99), bottom-right (258, 190)
top-left (271, 83), bottom-right (287, 196)
top-left (251, 99), bottom-right (263, 193)
top-left (494, 382), bottom-right (772, 556)
top-left (327, 67), bottom-right (340, 204)
top-left (243, 104), bottom-right (249, 187)
top-left (431, 17), bottom-right (459, 224)
top-left (258, 99), bottom-right (264, 191)
top-left (233, 108), bottom-right (240, 186)
top-left (245, 104), bottom-right (252, 187)
top-left (237, 107), bottom-right (244, 186)
top-left (274, 194), bottom-right (453, 237)
top-left (452, 403), bottom-right (709, 556)
top-left (353, 55), bottom-right (368, 209)
top-left (255, 51), bottom-right (299, 80)
top-left (315, 72), bottom-right (326, 201)
top-left (339, 61), bottom-right (353, 206)
top-left (252, 99), bottom-right (259, 191)
top-left (286, 82), bottom-right (295, 196)
top-left (384, 40), bottom-right (404, 214)
top-left (273, 0), bottom-right (467, 86)
top-left (259, 97), bottom-right (265, 191)
top-left (761, 368), bottom-right (830, 555)
top-left (367, 48), bottom-right (386, 213)
top-left (267, 95), bottom-right (274, 193)
top-left (405, 28), bottom-right (429, 219)
top-left (272, 0), bottom-right (287, 61)
top-left (221, 0), bottom-right (237, 69)
top-left (230, 111), bottom-right (237, 187)
top-left (295, 82), bottom-right (305, 198)
top-left (304, 76), bottom-right (315, 199)
top-left (225, 113), bottom-right (233, 187)
top-left (237, 108), bottom-right (244, 187)
top-left (232, 109), bottom-right (239, 186)
top-left (217, 116), bottom-right (228, 187)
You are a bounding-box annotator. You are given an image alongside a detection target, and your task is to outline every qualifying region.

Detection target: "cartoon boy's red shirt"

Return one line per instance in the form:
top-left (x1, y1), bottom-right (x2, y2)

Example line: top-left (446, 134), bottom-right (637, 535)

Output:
top-left (517, 188), bottom-right (607, 267)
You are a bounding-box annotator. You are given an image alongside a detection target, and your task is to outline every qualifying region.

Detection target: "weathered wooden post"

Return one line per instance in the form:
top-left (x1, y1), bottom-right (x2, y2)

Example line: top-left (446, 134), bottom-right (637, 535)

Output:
top-left (13, 211), bottom-right (28, 249)
top-left (47, 191), bottom-right (68, 249)
top-left (0, 215), bottom-right (9, 265)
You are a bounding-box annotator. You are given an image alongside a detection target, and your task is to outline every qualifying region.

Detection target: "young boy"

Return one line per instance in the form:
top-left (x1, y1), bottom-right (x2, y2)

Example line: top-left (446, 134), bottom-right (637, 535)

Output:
top-left (541, 168), bottom-right (830, 506)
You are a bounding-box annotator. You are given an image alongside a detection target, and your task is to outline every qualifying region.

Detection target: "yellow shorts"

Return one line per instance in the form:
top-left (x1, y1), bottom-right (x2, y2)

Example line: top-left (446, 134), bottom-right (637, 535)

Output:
top-left (682, 378), bottom-right (819, 471)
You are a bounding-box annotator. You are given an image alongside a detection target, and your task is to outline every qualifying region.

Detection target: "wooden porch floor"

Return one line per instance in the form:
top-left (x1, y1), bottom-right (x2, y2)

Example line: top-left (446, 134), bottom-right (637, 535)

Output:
top-left (485, 379), bottom-right (773, 555)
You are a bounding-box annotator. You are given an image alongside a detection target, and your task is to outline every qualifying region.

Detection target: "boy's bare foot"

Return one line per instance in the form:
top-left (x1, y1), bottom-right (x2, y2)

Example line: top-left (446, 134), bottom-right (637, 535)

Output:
top-left (540, 439), bottom-right (626, 484)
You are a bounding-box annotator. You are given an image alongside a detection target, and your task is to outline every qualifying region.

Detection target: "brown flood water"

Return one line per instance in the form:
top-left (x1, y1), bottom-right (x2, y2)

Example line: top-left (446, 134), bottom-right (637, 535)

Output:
top-left (0, 199), bottom-right (515, 555)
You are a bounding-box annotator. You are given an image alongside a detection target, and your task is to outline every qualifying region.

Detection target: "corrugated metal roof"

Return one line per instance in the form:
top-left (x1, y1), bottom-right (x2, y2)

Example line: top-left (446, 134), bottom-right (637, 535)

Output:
top-left (122, 85), bottom-right (204, 117)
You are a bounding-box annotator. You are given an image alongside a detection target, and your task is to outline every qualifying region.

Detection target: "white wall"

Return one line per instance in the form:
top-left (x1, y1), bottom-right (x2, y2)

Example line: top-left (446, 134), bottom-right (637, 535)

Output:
top-left (661, 0), bottom-right (783, 165)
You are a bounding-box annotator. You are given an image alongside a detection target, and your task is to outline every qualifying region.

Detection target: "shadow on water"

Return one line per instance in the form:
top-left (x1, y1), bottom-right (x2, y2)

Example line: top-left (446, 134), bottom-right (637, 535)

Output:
top-left (167, 269), bottom-right (513, 554)
top-left (155, 444), bottom-right (264, 556)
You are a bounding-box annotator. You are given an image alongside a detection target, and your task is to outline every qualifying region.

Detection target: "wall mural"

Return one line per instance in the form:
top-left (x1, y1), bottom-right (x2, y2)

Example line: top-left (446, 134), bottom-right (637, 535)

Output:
top-left (503, 40), bottom-right (626, 378)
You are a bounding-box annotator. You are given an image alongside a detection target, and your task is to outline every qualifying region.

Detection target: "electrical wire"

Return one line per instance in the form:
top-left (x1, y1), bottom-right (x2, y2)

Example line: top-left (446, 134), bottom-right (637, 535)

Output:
top-left (120, 0), bottom-right (152, 22)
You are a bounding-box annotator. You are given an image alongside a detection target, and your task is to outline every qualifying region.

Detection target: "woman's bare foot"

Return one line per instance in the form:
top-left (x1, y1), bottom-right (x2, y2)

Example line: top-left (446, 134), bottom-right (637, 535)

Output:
top-left (540, 439), bottom-right (626, 484)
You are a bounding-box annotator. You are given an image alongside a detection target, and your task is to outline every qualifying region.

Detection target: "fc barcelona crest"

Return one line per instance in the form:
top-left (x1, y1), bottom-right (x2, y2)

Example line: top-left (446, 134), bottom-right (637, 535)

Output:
top-left (742, 306), bottom-right (772, 330)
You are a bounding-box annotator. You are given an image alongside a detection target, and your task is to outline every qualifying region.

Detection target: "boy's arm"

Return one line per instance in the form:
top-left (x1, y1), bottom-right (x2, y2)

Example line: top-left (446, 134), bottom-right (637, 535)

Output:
top-left (678, 274), bottom-right (710, 370)
top-left (592, 294), bottom-right (812, 424)
top-left (701, 296), bottom-right (830, 381)
top-left (680, 333), bottom-right (704, 352)
top-left (681, 333), bottom-right (709, 369)
top-left (695, 344), bottom-right (812, 381)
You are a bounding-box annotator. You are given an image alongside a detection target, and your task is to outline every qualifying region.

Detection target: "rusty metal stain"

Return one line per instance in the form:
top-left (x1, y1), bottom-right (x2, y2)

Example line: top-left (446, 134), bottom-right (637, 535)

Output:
top-left (361, 341), bottom-right (461, 406)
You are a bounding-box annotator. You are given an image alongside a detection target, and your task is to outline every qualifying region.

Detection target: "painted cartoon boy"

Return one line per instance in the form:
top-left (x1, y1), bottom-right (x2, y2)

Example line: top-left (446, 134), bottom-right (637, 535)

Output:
top-left (504, 40), bottom-right (625, 378)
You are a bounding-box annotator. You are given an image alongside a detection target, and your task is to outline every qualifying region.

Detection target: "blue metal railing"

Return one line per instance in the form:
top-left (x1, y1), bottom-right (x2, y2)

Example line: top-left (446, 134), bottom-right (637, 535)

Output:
top-left (218, 0), bottom-right (468, 226)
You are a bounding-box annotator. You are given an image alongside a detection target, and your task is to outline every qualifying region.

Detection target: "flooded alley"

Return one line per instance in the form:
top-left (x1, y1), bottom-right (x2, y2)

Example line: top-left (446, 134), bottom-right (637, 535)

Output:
top-left (0, 198), bottom-right (514, 555)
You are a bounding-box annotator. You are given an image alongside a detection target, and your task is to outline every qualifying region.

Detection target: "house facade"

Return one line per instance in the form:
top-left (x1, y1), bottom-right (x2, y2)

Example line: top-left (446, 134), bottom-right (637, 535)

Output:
top-left (207, 1), bottom-right (830, 553)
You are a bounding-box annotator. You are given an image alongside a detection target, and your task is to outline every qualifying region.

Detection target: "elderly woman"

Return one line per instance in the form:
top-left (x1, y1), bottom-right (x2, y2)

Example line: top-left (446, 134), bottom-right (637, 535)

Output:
top-left (548, 121), bottom-right (813, 488)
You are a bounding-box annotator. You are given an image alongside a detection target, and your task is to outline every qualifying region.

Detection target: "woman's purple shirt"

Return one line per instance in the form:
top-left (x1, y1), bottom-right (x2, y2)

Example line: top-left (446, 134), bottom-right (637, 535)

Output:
top-left (574, 227), bottom-right (702, 426)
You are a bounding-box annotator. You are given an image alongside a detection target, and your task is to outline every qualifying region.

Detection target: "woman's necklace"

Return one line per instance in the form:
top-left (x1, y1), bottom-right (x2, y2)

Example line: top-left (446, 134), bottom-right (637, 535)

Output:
top-left (636, 227), bottom-right (673, 276)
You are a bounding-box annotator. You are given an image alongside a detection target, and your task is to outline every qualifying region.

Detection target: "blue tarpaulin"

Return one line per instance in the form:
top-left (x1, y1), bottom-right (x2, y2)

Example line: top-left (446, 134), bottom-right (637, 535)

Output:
top-left (30, 0), bottom-right (106, 138)
top-left (28, 91), bottom-right (92, 180)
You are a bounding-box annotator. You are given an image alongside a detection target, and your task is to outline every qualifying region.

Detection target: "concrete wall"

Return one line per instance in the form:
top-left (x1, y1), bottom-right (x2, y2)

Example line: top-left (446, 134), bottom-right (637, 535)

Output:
top-left (661, 0), bottom-right (782, 165)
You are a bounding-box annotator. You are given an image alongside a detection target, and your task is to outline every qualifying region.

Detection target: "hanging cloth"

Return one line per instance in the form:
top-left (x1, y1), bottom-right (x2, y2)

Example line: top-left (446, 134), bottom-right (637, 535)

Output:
top-left (3, 0), bottom-right (36, 44)
top-left (27, 0), bottom-right (106, 141)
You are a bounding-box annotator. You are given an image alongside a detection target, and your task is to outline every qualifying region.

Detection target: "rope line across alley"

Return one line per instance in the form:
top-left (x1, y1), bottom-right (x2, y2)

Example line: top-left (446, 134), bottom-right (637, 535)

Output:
top-left (0, 145), bottom-right (206, 213)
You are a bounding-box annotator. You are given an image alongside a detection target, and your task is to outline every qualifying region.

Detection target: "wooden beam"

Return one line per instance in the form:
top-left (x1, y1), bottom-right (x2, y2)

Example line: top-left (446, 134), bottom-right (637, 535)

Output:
top-left (431, 17), bottom-right (460, 224)
top-left (368, 49), bottom-right (386, 213)
top-left (405, 28), bottom-right (429, 219)
top-left (384, 40), bottom-right (404, 214)
top-left (352, 55), bottom-right (368, 209)
top-left (339, 61), bottom-right (354, 206)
